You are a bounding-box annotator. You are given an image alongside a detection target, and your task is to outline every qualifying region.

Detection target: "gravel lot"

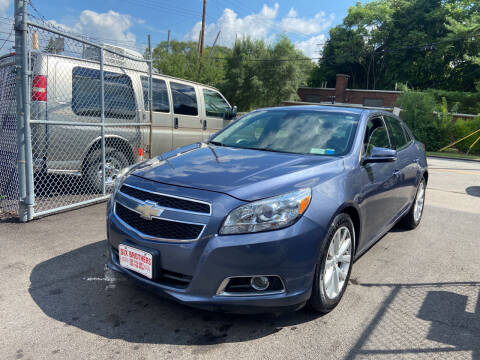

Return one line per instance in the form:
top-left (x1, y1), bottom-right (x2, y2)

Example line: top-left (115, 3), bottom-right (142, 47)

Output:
top-left (1, 157), bottom-right (479, 360)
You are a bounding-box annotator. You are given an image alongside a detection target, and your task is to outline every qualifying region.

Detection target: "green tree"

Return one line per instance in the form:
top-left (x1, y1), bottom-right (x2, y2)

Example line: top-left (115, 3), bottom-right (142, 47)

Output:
top-left (151, 40), bottom-right (231, 86)
top-left (309, 0), bottom-right (480, 91)
top-left (222, 36), bottom-right (313, 111)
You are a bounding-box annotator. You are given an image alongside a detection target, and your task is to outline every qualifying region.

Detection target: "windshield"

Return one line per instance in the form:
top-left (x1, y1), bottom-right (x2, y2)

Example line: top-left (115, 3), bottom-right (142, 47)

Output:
top-left (211, 109), bottom-right (360, 156)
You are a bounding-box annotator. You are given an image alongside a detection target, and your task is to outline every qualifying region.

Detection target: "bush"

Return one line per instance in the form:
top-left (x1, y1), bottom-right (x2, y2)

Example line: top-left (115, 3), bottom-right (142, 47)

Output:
top-left (426, 90), bottom-right (480, 115)
top-left (396, 90), bottom-right (453, 151)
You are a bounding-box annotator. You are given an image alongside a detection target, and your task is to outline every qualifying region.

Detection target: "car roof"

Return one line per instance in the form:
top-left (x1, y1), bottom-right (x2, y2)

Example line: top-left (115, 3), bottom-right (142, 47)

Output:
top-left (252, 105), bottom-right (401, 119)
top-left (254, 105), bottom-right (366, 115)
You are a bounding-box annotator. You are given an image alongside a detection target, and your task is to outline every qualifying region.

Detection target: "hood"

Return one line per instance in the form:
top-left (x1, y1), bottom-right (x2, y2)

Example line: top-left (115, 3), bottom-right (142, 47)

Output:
top-left (131, 143), bottom-right (344, 201)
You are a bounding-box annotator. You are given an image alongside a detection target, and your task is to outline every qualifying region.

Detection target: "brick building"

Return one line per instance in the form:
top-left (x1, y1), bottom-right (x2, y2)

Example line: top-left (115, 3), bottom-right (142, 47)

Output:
top-left (297, 74), bottom-right (401, 108)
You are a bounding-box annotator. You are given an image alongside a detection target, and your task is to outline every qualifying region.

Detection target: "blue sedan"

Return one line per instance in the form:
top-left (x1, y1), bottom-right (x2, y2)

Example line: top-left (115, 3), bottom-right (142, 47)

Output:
top-left (106, 106), bottom-right (427, 313)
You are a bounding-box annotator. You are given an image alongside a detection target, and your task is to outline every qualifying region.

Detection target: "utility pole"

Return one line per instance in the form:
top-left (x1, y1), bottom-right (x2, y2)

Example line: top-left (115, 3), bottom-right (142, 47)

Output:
top-left (167, 30), bottom-right (171, 53)
top-left (207, 30), bottom-right (221, 63)
top-left (199, 0), bottom-right (206, 56)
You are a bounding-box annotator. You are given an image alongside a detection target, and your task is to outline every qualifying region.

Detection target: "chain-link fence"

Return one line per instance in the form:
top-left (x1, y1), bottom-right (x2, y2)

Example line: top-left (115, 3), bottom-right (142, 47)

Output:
top-left (0, 54), bottom-right (18, 218)
top-left (0, 0), bottom-right (152, 221)
top-left (28, 23), bottom-right (152, 218)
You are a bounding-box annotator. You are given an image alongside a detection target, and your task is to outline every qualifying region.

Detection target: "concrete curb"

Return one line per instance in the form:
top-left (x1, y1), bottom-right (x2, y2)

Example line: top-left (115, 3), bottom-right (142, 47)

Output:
top-left (427, 155), bottom-right (480, 163)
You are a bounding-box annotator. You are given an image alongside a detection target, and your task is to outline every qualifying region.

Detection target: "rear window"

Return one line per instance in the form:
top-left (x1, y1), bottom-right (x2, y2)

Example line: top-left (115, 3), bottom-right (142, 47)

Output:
top-left (141, 76), bottom-right (169, 112)
top-left (170, 82), bottom-right (198, 116)
top-left (384, 116), bottom-right (409, 150)
top-left (72, 67), bottom-right (136, 119)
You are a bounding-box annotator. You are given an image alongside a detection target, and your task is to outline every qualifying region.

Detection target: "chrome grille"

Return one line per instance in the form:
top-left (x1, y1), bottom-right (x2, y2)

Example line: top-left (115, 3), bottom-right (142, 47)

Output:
top-left (115, 203), bottom-right (204, 240)
top-left (119, 184), bottom-right (211, 214)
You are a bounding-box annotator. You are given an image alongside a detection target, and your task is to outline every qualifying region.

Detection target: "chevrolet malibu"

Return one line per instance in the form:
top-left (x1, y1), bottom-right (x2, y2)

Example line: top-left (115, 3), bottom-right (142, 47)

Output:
top-left (106, 105), bottom-right (427, 313)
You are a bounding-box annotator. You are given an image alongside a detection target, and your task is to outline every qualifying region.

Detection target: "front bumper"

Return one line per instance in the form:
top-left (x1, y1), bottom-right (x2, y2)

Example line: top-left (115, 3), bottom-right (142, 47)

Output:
top-left (106, 180), bottom-right (327, 313)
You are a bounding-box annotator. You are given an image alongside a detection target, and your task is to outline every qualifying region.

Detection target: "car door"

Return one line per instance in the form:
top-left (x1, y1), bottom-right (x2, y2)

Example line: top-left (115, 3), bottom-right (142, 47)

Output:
top-left (383, 115), bottom-right (417, 212)
top-left (169, 81), bottom-right (203, 149)
top-left (140, 76), bottom-right (173, 157)
top-left (200, 87), bottom-right (233, 141)
top-left (358, 116), bottom-right (400, 247)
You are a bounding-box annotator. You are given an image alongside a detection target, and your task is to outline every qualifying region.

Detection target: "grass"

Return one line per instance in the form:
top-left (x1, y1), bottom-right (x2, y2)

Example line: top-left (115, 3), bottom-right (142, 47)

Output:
top-left (427, 151), bottom-right (480, 161)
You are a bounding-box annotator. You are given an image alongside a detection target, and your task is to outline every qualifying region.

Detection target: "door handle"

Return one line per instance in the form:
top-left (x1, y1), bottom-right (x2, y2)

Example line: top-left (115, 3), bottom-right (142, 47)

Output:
top-left (202, 119), bottom-right (207, 130)
top-left (393, 170), bottom-right (401, 178)
top-left (174, 117), bottom-right (178, 129)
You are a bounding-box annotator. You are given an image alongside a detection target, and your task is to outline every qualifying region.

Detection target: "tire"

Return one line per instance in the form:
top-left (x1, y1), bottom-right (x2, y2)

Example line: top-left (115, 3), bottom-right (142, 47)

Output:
top-left (401, 178), bottom-right (426, 230)
top-left (84, 146), bottom-right (129, 193)
top-left (308, 213), bottom-right (355, 314)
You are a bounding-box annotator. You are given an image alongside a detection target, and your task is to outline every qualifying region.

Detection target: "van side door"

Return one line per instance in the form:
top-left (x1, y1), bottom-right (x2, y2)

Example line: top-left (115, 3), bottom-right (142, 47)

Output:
top-left (169, 81), bottom-right (203, 148)
top-left (140, 76), bottom-right (172, 156)
top-left (200, 88), bottom-right (232, 141)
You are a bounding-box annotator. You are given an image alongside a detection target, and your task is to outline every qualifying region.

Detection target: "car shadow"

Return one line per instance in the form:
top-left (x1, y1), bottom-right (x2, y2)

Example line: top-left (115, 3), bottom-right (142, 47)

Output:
top-left (466, 186), bottom-right (480, 198)
top-left (344, 281), bottom-right (480, 359)
top-left (29, 240), bottom-right (319, 345)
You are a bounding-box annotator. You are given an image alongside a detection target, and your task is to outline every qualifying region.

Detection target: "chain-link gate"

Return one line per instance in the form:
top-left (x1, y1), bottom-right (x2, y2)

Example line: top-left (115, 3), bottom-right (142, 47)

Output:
top-left (0, 54), bottom-right (18, 218)
top-left (0, 0), bottom-right (153, 221)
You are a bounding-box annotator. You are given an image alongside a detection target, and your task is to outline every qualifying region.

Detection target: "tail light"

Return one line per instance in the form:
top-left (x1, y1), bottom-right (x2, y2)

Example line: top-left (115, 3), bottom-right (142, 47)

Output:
top-left (136, 147), bottom-right (145, 162)
top-left (32, 75), bottom-right (47, 101)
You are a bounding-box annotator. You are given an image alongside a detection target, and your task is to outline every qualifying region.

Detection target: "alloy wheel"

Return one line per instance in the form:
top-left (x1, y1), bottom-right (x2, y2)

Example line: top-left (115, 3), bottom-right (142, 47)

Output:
top-left (414, 181), bottom-right (425, 223)
top-left (323, 226), bottom-right (352, 299)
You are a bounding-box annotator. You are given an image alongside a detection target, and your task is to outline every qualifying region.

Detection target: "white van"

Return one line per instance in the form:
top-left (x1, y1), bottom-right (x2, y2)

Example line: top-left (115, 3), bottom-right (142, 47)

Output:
top-left (30, 49), bottom-right (236, 191)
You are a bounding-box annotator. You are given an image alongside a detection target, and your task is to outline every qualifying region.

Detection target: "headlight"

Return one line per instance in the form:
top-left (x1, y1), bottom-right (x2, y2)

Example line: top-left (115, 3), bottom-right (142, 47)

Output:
top-left (113, 164), bottom-right (136, 193)
top-left (219, 188), bottom-right (311, 235)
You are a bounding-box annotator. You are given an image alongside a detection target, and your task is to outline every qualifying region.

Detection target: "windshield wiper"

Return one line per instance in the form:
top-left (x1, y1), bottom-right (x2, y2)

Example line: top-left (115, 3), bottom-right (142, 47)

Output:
top-left (237, 146), bottom-right (296, 154)
top-left (208, 140), bottom-right (226, 147)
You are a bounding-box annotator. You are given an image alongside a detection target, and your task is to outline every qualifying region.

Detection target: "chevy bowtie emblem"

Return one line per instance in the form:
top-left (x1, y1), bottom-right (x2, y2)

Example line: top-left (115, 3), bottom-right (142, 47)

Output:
top-left (135, 200), bottom-right (164, 220)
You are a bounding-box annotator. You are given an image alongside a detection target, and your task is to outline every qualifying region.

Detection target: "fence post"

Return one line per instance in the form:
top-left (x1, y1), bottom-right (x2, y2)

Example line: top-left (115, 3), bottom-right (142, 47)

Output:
top-left (14, 0), bottom-right (34, 221)
top-left (100, 47), bottom-right (106, 195)
top-left (148, 35), bottom-right (153, 159)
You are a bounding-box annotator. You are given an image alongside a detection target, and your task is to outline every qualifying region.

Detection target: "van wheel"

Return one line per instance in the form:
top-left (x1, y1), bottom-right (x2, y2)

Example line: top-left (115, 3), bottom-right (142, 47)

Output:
top-left (308, 213), bottom-right (354, 314)
top-left (84, 147), bottom-right (129, 193)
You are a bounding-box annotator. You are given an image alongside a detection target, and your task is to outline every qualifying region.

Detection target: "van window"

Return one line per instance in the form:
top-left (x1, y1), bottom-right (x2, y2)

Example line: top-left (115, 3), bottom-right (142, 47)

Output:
top-left (141, 76), bottom-right (169, 112)
top-left (170, 82), bottom-right (198, 116)
top-left (72, 67), bottom-right (136, 119)
top-left (203, 89), bottom-right (230, 118)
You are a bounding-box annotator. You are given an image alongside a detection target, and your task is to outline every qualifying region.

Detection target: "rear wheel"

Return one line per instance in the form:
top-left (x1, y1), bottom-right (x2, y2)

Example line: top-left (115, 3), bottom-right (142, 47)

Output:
top-left (84, 147), bottom-right (129, 193)
top-left (308, 213), bottom-right (354, 313)
top-left (401, 178), bottom-right (426, 230)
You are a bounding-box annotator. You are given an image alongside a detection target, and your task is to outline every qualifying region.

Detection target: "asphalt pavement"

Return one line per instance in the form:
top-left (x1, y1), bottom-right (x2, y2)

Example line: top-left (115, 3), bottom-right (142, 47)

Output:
top-left (0, 157), bottom-right (479, 360)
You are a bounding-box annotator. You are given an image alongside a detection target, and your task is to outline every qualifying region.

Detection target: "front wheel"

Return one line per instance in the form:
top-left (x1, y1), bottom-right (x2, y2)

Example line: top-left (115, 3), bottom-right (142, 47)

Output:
top-left (308, 213), bottom-right (355, 313)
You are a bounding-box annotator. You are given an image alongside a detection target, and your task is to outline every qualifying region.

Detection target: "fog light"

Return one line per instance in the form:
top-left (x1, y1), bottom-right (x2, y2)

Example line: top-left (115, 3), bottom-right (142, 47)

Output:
top-left (250, 276), bottom-right (270, 291)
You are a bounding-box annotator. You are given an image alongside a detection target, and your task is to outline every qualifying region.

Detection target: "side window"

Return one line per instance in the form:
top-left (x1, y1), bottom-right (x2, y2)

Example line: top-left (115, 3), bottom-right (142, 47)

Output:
top-left (384, 116), bottom-right (408, 150)
top-left (141, 77), bottom-right (169, 112)
top-left (402, 123), bottom-right (413, 141)
top-left (170, 82), bottom-right (198, 116)
top-left (203, 89), bottom-right (230, 118)
top-left (364, 117), bottom-right (390, 155)
top-left (72, 67), bottom-right (136, 119)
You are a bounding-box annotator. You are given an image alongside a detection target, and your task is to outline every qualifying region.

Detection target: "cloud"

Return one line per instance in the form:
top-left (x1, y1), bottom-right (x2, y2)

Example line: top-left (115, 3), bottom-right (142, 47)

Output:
top-left (281, 9), bottom-right (334, 35)
top-left (0, 0), bottom-right (13, 54)
top-left (184, 3), bottom-right (333, 58)
top-left (48, 10), bottom-right (138, 49)
top-left (186, 3), bottom-right (279, 47)
top-left (294, 34), bottom-right (326, 59)
top-left (0, 0), bottom-right (9, 15)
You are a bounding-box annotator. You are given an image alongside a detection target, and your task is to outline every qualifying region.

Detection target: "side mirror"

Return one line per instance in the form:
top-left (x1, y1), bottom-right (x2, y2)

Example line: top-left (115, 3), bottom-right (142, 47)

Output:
top-left (362, 147), bottom-right (397, 165)
top-left (223, 105), bottom-right (238, 120)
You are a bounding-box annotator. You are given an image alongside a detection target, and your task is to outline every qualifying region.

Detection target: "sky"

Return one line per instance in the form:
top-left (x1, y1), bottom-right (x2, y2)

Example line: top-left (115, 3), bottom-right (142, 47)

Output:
top-left (0, 0), bottom-right (363, 58)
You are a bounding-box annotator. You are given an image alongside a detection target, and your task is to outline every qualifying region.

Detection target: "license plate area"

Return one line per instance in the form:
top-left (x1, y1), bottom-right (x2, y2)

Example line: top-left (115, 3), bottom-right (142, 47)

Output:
top-left (119, 243), bottom-right (158, 279)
